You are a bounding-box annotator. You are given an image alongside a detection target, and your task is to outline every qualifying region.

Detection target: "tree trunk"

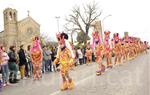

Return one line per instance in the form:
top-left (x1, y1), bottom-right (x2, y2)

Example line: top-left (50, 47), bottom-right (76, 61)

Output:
top-left (71, 34), bottom-right (73, 44)
top-left (85, 24), bottom-right (90, 45)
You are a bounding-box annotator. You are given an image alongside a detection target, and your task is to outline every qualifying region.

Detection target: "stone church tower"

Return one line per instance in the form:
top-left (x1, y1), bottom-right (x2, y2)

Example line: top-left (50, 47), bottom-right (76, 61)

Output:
top-left (3, 8), bottom-right (18, 48)
top-left (0, 8), bottom-right (40, 50)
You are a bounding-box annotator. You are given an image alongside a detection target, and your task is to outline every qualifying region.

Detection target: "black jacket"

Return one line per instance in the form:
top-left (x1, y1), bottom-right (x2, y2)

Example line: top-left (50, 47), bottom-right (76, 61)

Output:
top-left (8, 50), bottom-right (17, 63)
top-left (18, 49), bottom-right (27, 66)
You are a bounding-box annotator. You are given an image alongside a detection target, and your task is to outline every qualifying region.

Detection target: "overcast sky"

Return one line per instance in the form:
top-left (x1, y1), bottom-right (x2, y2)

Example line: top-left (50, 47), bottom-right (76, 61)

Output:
top-left (0, 0), bottom-right (150, 42)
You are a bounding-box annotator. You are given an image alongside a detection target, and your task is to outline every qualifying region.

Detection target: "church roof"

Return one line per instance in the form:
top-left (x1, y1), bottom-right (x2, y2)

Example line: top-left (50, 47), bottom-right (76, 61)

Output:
top-left (18, 16), bottom-right (40, 27)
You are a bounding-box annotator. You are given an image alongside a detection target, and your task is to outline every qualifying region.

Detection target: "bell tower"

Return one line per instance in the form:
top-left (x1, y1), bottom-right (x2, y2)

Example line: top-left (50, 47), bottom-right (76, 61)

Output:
top-left (3, 8), bottom-right (18, 49)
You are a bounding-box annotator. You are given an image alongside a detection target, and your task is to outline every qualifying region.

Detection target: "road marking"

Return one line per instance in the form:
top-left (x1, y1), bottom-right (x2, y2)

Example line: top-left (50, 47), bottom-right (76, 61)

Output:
top-left (50, 74), bottom-right (95, 95)
top-left (50, 59), bottom-right (119, 95)
top-left (50, 90), bottom-right (61, 95)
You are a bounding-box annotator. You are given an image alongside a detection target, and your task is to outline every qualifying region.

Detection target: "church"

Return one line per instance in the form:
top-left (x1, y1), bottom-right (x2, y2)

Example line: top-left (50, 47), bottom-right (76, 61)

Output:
top-left (0, 8), bottom-right (40, 50)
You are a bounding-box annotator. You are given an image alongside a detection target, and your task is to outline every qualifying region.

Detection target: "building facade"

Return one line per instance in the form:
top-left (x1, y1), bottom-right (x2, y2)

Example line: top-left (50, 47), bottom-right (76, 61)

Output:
top-left (0, 8), bottom-right (40, 50)
top-left (91, 20), bottom-right (103, 42)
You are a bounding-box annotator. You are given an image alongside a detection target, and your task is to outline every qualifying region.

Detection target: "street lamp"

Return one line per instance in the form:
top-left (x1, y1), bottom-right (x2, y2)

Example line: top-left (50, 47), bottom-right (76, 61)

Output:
top-left (55, 16), bottom-right (60, 32)
top-left (101, 14), bottom-right (112, 43)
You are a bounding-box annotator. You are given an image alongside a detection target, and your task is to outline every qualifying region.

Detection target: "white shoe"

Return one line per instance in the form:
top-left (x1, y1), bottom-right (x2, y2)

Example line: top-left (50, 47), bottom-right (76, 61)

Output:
top-left (24, 77), bottom-right (27, 79)
top-left (6, 82), bottom-right (10, 86)
top-left (21, 77), bottom-right (27, 80)
top-left (3, 83), bottom-right (6, 87)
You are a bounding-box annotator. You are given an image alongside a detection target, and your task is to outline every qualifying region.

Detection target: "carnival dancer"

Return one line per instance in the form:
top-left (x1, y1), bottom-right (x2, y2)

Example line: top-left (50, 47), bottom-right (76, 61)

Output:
top-left (136, 40), bottom-right (141, 55)
top-left (128, 37), bottom-right (135, 60)
top-left (133, 38), bottom-right (138, 57)
top-left (131, 38), bottom-right (136, 58)
top-left (92, 31), bottom-right (105, 75)
top-left (113, 33), bottom-right (122, 65)
top-left (120, 38), bottom-right (127, 63)
top-left (124, 34), bottom-right (130, 61)
top-left (56, 32), bottom-right (75, 69)
top-left (138, 41), bottom-right (143, 54)
top-left (30, 37), bottom-right (43, 80)
top-left (141, 41), bottom-right (145, 53)
top-left (86, 41), bottom-right (92, 65)
top-left (144, 41), bottom-right (148, 54)
top-left (136, 39), bottom-right (141, 55)
top-left (54, 32), bottom-right (74, 91)
top-left (104, 31), bottom-right (112, 68)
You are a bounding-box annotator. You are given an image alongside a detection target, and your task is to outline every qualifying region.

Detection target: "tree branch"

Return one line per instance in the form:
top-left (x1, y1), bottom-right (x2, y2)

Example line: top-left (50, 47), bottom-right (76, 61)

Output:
top-left (90, 11), bottom-right (102, 23)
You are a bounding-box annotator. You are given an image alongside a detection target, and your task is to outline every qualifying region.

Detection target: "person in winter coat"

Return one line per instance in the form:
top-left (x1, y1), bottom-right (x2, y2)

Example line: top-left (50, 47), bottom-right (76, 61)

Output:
top-left (0, 46), bottom-right (9, 86)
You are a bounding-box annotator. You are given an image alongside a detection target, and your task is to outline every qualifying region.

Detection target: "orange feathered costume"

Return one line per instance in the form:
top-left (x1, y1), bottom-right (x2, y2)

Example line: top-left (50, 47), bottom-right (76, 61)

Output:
top-left (104, 31), bottom-right (112, 68)
top-left (92, 31), bottom-right (105, 75)
top-left (54, 32), bottom-right (74, 91)
top-left (30, 37), bottom-right (43, 80)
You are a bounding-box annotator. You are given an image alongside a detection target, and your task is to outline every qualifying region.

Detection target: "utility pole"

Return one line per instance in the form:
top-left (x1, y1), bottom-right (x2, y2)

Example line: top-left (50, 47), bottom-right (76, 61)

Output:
top-left (101, 14), bottom-right (112, 43)
top-left (55, 16), bottom-right (60, 32)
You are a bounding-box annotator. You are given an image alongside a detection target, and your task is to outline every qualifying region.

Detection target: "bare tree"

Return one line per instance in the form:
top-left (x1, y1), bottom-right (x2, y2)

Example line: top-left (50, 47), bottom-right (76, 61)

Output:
top-left (65, 1), bottom-right (102, 44)
top-left (64, 23), bottom-right (78, 43)
top-left (39, 33), bottom-right (52, 46)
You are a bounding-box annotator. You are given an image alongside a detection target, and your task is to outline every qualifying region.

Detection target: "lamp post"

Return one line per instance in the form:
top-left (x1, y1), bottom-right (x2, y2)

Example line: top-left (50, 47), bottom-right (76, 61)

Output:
top-left (55, 16), bottom-right (60, 32)
top-left (101, 14), bottom-right (112, 43)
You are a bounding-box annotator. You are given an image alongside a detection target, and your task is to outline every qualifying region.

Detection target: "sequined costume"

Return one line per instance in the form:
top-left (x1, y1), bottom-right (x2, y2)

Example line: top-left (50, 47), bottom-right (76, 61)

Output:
top-left (113, 33), bottom-right (122, 65)
top-left (92, 31), bottom-right (105, 75)
top-left (86, 42), bottom-right (92, 65)
top-left (124, 34), bottom-right (130, 61)
top-left (30, 37), bottom-right (43, 80)
top-left (120, 38), bottom-right (127, 63)
top-left (104, 31), bottom-right (112, 68)
top-left (54, 32), bottom-right (74, 91)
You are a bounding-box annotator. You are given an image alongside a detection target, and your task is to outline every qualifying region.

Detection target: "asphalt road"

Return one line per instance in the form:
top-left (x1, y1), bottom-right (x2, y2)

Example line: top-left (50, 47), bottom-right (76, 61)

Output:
top-left (1, 51), bottom-right (150, 95)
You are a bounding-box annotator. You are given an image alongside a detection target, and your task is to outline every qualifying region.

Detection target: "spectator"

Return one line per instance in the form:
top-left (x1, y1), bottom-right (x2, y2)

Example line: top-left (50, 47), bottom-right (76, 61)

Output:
top-left (74, 49), bottom-right (79, 66)
top-left (81, 47), bottom-right (86, 64)
top-left (77, 48), bottom-right (83, 65)
top-left (18, 45), bottom-right (27, 79)
top-left (43, 46), bottom-right (52, 72)
top-left (54, 47), bottom-right (60, 69)
top-left (0, 46), bottom-right (9, 86)
top-left (8, 46), bottom-right (19, 83)
top-left (26, 45), bottom-right (33, 77)
top-left (42, 46), bottom-right (46, 73)
top-left (0, 47), bottom-right (2, 91)
top-left (51, 47), bottom-right (56, 72)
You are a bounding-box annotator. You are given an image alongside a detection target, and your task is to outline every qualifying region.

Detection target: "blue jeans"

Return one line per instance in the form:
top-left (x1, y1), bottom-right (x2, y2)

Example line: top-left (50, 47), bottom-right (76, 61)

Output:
top-left (28, 61), bottom-right (33, 76)
top-left (83, 56), bottom-right (86, 64)
top-left (42, 61), bottom-right (45, 73)
top-left (0, 80), bottom-right (2, 91)
top-left (45, 59), bottom-right (52, 72)
top-left (1, 64), bottom-right (9, 84)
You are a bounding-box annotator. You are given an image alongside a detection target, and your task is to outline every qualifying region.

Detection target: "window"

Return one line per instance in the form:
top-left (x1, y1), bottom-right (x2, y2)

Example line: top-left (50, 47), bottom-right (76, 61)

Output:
top-left (13, 12), bottom-right (16, 21)
top-left (9, 12), bottom-right (12, 21)
top-left (27, 27), bottom-right (33, 35)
